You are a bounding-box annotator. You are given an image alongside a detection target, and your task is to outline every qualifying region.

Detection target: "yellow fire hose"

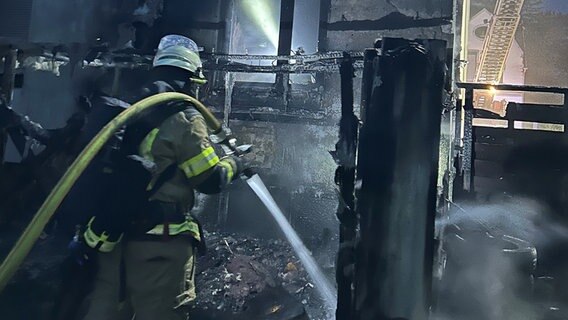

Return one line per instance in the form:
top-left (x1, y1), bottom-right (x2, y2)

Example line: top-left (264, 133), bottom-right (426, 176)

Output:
top-left (0, 92), bottom-right (221, 292)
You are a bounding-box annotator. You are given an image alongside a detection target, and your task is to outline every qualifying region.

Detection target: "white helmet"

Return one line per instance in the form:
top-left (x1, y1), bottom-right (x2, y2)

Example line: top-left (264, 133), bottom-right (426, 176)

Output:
top-left (153, 35), bottom-right (205, 78)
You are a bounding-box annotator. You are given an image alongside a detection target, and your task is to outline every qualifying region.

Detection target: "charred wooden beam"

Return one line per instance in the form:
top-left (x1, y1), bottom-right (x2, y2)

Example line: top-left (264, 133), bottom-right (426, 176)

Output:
top-left (352, 38), bottom-right (446, 320)
top-left (315, 0), bottom-right (332, 90)
top-left (205, 61), bottom-right (365, 73)
top-left (317, 0), bottom-right (331, 52)
top-left (225, 111), bottom-right (337, 126)
top-left (474, 127), bottom-right (564, 145)
top-left (456, 82), bottom-right (568, 95)
top-left (275, 0), bottom-right (295, 107)
top-left (276, 0), bottom-right (295, 60)
top-left (506, 103), bottom-right (566, 124)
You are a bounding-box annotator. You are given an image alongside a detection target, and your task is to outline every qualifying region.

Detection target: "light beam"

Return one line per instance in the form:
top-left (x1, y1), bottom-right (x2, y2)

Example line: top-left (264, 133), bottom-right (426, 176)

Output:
top-left (242, 0), bottom-right (280, 49)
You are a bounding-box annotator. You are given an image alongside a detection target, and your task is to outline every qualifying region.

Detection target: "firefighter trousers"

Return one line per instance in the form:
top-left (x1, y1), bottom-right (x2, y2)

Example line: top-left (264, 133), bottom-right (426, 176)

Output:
top-left (82, 237), bottom-right (196, 320)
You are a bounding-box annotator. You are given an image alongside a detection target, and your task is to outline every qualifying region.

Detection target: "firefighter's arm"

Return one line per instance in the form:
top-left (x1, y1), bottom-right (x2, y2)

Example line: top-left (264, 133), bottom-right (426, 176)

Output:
top-left (174, 110), bottom-right (240, 194)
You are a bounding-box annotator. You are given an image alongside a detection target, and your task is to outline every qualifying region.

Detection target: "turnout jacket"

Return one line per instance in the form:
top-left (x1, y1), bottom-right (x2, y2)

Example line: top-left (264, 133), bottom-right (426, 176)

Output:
top-left (84, 77), bottom-right (237, 252)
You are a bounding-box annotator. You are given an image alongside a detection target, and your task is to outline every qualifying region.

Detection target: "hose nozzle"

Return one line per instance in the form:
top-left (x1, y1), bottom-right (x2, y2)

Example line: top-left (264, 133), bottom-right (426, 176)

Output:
top-left (241, 168), bottom-right (256, 180)
top-left (210, 125), bottom-right (253, 157)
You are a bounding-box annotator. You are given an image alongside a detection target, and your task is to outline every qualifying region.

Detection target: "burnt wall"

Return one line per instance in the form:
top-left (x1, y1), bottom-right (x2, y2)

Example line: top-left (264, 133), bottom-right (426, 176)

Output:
top-left (325, 0), bottom-right (453, 51)
top-left (321, 0), bottom-right (454, 137)
top-left (199, 0), bottom-right (455, 252)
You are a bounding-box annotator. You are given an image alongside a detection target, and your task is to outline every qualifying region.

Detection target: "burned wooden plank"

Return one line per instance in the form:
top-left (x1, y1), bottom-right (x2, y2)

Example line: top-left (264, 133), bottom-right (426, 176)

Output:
top-left (506, 103), bottom-right (566, 124)
top-left (474, 127), bottom-right (565, 145)
top-left (457, 82), bottom-right (568, 95)
top-left (475, 109), bottom-right (502, 119)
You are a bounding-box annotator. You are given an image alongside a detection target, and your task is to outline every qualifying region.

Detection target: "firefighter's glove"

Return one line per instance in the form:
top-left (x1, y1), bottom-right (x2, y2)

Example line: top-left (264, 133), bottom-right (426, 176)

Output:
top-left (68, 236), bottom-right (96, 267)
top-left (230, 155), bottom-right (254, 179)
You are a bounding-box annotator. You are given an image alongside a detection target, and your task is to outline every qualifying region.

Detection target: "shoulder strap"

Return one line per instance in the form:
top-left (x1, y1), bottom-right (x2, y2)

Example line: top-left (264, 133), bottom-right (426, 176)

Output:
top-left (122, 91), bottom-right (202, 196)
top-left (147, 163), bottom-right (177, 198)
top-left (121, 99), bottom-right (190, 155)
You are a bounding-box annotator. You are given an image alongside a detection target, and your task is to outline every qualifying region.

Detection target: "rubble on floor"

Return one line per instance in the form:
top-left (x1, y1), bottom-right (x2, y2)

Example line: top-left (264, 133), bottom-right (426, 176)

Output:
top-left (0, 229), bottom-right (333, 319)
top-left (0, 234), bottom-right (67, 319)
top-left (194, 231), bottom-right (331, 319)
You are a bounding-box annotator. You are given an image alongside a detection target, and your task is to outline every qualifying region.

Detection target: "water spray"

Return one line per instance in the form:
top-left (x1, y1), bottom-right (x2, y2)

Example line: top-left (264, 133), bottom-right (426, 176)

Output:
top-left (213, 138), bottom-right (338, 316)
top-left (246, 174), bottom-right (338, 316)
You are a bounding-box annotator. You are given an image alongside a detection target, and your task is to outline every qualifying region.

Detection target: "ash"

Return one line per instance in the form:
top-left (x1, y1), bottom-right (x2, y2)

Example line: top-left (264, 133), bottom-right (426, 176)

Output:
top-left (194, 231), bottom-right (332, 319)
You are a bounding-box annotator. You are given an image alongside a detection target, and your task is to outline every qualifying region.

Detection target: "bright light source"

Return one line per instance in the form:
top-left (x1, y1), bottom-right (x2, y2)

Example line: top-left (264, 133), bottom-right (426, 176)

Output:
top-left (242, 0), bottom-right (279, 49)
top-left (489, 86), bottom-right (497, 94)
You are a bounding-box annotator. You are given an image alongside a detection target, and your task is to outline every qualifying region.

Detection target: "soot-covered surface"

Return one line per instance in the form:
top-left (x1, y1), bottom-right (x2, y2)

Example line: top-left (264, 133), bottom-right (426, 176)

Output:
top-left (0, 229), bottom-right (330, 319)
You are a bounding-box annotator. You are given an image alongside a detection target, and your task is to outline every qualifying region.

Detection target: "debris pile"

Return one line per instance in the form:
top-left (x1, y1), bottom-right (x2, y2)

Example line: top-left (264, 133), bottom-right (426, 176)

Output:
top-left (194, 231), bottom-right (320, 315)
top-left (0, 230), bottom-right (332, 319)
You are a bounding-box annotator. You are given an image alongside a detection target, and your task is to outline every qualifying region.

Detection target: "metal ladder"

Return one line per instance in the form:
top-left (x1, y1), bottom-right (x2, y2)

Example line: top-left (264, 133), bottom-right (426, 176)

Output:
top-left (474, 0), bottom-right (525, 111)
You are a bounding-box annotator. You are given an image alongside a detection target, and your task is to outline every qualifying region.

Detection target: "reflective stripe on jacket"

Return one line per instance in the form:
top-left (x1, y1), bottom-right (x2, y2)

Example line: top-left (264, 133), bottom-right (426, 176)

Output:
top-left (145, 108), bottom-right (235, 206)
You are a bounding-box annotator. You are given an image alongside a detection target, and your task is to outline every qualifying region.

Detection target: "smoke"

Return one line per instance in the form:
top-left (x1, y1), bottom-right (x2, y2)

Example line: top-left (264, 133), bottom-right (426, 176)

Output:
top-left (434, 196), bottom-right (568, 320)
top-left (436, 196), bottom-right (568, 247)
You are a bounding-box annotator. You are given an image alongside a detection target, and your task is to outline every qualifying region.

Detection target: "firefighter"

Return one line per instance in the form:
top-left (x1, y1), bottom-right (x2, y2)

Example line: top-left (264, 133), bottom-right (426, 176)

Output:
top-left (79, 35), bottom-right (247, 320)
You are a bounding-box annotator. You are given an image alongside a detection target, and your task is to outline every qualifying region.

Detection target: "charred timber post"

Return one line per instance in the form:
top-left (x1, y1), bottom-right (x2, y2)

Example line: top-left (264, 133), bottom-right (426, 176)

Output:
top-left (352, 38), bottom-right (446, 320)
top-left (334, 52), bottom-right (359, 319)
top-left (1, 49), bottom-right (17, 103)
top-left (317, 0), bottom-right (331, 53)
top-left (359, 49), bottom-right (379, 125)
top-left (315, 0), bottom-right (332, 90)
top-left (275, 0), bottom-right (295, 110)
top-left (0, 49), bottom-right (17, 165)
